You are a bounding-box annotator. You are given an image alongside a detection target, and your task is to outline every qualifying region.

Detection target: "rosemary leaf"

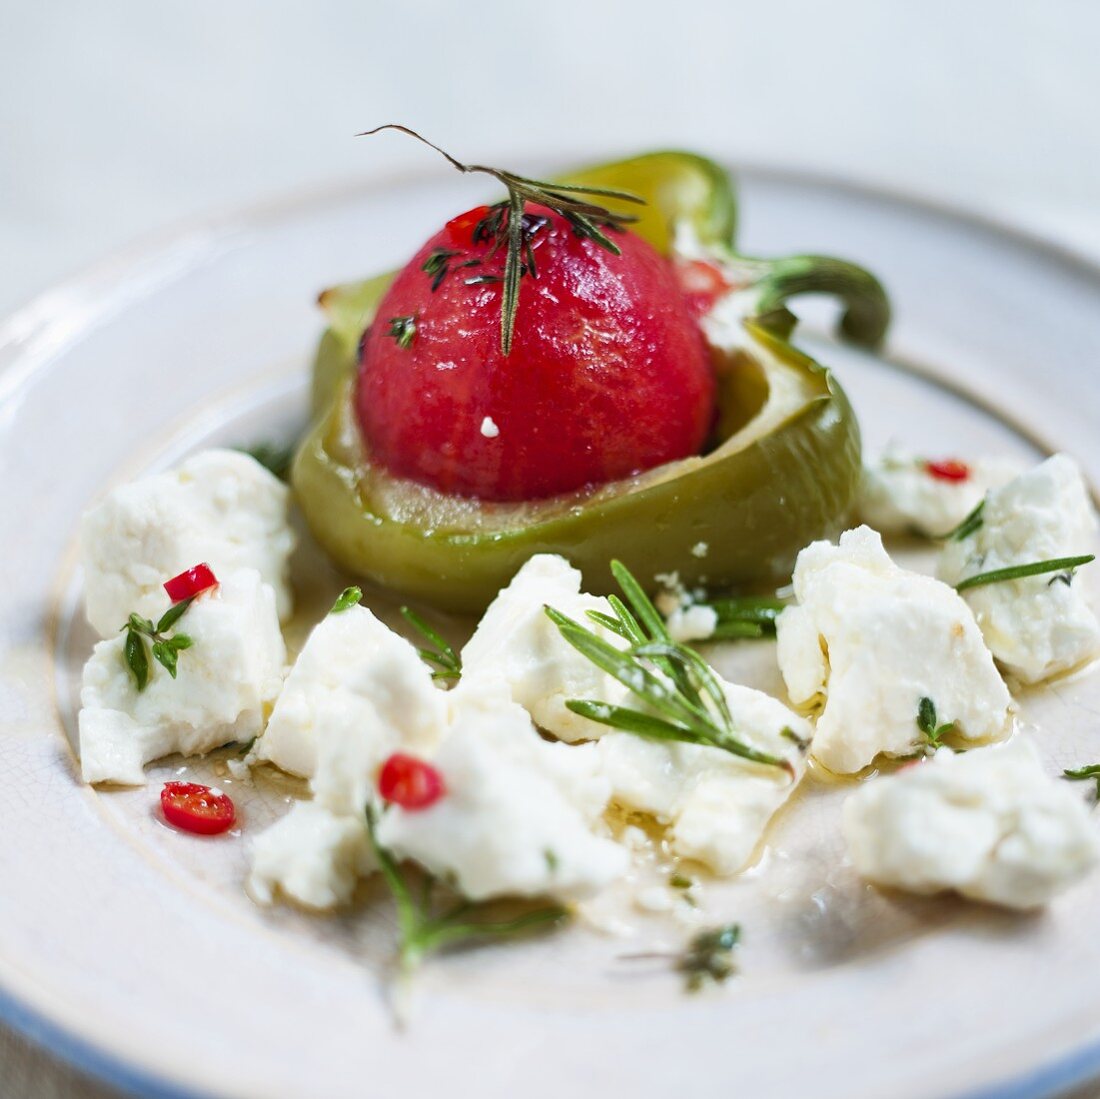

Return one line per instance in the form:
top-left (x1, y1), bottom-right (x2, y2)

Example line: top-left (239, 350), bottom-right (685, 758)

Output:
top-left (331, 586), bottom-right (363, 613)
top-left (401, 606), bottom-right (461, 681)
top-left (955, 554), bottom-right (1095, 592)
top-left (941, 500), bottom-right (985, 542)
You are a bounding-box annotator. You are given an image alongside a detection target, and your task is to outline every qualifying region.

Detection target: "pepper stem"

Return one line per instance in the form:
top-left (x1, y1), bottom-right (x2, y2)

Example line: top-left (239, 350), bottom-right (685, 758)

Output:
top-left (749, 254), bottom-right (891, 349)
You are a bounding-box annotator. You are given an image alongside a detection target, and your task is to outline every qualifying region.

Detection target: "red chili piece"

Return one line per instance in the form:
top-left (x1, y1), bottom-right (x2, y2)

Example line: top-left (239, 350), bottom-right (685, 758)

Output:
top-left (445, 205), bottom-right (492, 246)
top-left (164, 563), bottom-right (219, 603)
top-left (378, 753), bottom-right (445, 810)
top-left (160, 782), bottom-right (236, 835)
top-left (925, 459), bottom-right (971, 483)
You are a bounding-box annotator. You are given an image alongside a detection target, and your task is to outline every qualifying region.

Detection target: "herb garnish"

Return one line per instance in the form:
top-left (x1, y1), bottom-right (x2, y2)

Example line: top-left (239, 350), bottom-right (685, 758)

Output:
top-left (546, 561), bottom-right (795, 775)
top-left (121, 599), bottom-right (195, 690)
top-left (955, 555), bottom-right (1095, 592)
top-left (239, 442), bottom-right (295, 481)
top-left (331, 586), bottom-right (363, 613)
top-left (422, 248), bottom-right (460, 292)
top-left (916, 696), bottom-right (956, 751)
top-left (1063, 765), bottom-right (1100, 800)
top-left (941, 500), bottom-right (985, 542)
top-left (623, 922), bottom-right (741, 992)
top-left (386, 315), bottom-right (417, 349)
top-left (366, 807), bottom-right (566, 1006)
top-left (400, 606), bottom-right (462, 681)
top-left (359, 124), bottom-right (645, 355)
top-left (694, 594), bottom-right (787, 640)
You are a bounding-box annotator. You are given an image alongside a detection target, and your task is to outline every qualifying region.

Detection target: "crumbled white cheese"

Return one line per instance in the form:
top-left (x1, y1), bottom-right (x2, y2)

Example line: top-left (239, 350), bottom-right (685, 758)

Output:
top-left (938, 454), bottom-right (1100, 684)
top-left (79, 570), bottom-right (286, 785)
top-left (254, 602), bottom-right (447, 780)
top-left (691, 542), bottom-right (709, 559)
top-left (460, 554), bottom-right (626, 742)
top-left (81, 448), bottom-right (295, 635)
top-left (843, 737), bottom-right (1098, 909)
top-left (858, 446), bottom-right (1021, 538)
top-left (776, 526), bottom-right (1012, 774)
top-left (376, 677), bottom-right (626, 902)
top-left (665, 603), bottom-right (718, 644)
top-left (249, 802), bottom-right (375, 909)
top-left (596, 681), bottom-right (810, 876)
top-left (479, 416), bottom-right (500, 439)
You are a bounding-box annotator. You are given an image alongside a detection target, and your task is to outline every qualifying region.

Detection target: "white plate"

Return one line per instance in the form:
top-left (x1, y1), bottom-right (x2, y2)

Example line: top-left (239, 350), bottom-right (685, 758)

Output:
top-left (3, 164), bottom-right (1100, 1099)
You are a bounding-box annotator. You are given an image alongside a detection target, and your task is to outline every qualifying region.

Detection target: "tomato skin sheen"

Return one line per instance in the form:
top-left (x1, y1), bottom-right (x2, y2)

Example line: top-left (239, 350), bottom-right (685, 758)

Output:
top-left (356, 205), bottom-right (715, 501)
top-left (160, 782), bottom-right (236, 835)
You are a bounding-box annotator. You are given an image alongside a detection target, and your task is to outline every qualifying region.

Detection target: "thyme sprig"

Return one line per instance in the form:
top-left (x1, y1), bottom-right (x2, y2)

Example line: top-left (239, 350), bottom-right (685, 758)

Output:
top-left (359, 124), bottom-right (645, 354)
top-left (366, 807), bottom-right (566, 1005)
top-left (623, 922), bottom-right (741, 992)
top-left (121, 599), bottom-right (195, 691)
top-left (1063, 764), bottom-right (1100, 800)
top-left (400, 606), bottom-right (462, 681)
top-left (916, 696), bottom-right (956, 751)
top-left (546, 561), bottom-right (795, 775)
top-left (955, 555), bottom-right (1095, 592)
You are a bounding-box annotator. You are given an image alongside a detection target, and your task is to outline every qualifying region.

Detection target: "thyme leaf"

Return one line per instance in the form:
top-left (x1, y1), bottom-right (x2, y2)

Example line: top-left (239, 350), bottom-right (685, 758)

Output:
top-left (401, 606), bottom-right (461, 681)
top-left (386, 315), bottom-right (417, 349)
top-left (422, 248), bottom-right (460, 291)
top-left (546, 561), bottom-right (796, 775)
top-left (365, 807), bottom-right (566, 998)
top-left (120, 596), bottom-right (197, 690)
top-left (955, 554), bottom-right (1095, 592)
top-left (239, 441), bottom-right (295, 481)
top-left (359, 124), bottom-right (645, 355)
top-left (680, 923), bottom-right (741, 991)
top-left (331, 586), bottom-right (363, 613)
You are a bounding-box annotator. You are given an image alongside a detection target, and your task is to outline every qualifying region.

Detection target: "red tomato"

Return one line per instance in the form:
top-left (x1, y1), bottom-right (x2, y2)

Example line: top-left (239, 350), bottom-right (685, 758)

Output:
top-left (160, 782), bottom-right (236, 835)
top-left (378, 753), bottom-right (445, 810)
top-left (163, 563), bottom-right (218, 603)
top-left (925, 459), bottom-right (971, 483)
top-left (357, 204), bottom-right (715, 501)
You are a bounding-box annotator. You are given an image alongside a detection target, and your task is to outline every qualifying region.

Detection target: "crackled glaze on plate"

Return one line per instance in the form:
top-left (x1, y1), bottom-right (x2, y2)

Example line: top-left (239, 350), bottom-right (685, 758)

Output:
top-left (2, 167), bottom-right (1100, 1099)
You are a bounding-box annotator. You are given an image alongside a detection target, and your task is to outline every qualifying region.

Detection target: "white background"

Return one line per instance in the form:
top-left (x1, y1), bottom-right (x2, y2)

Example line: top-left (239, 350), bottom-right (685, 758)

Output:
top-left (4, 0), bottom-right (1100, 319)
top-left (3, 2), bottom-right (1100, 1095)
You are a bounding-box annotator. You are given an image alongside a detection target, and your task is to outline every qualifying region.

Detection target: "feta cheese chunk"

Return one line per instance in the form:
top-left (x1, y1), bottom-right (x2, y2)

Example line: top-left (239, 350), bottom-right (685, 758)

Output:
top-left (254, 603), bottom-right (447, 780)
top-left (377, 678), bottom-right (626, 902)
top-left (460, 554), bottom-right (625, 742)
top-left (249, 802), bottom-right (375, 909)
top-left (596, 682), bottom-right (810, 875)
top-left (79, 570), bottom-right (285, 785)
top-left (665, 604), bottom-right (718, 644)
top-left (81, 448), bottom-right (295, 636)
top-left (858, 446), bottom-right (1021, 538)
top-left (776, 526), bottom-right (1011, 774)
top-left (938, 454), bottom-right (1100, 684)
top-left (843, 738), bottom-right (1098, 909)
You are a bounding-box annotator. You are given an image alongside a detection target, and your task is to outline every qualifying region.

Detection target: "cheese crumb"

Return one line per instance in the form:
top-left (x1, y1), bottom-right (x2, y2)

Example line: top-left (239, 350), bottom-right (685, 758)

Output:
top-left (844, 737), bottom-right (1098, 909)
top-left (480, 416), bottom-right (500, 439)
top-left (691, 542), bottom-right (709, 558)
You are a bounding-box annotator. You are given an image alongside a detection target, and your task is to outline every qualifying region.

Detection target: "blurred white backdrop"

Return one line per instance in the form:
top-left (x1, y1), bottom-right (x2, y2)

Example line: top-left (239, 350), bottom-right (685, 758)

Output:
top-left (3, 0), bottom-right (1100, 317)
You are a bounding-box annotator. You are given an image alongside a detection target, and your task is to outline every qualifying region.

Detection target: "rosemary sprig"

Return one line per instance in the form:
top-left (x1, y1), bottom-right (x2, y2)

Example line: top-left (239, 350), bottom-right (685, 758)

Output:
top-left (121, 598), bottom-right (196, 691)
top-left (942, 500), bottom-right (986, 542)
top-left (386, 315), bottom-right (417, 349)
top-left (692, 595), bottom-right (787, 641)
top-left (365, 807), bottom-right (566, 998)
top-left (955, 555), bottom-right (1095, 592)
top-left (1063, 764), bottom-right (1100, 800)
top-left (359, 124), bottom-right (645, 354)
top-left (331, 586), bottom-right (363, 613)
top-left (400, 606), bottom-right (462, 681)
top-left (916, 696), bottom-right (956, 751)
top-left (546, 561), bottom-right (795, 775)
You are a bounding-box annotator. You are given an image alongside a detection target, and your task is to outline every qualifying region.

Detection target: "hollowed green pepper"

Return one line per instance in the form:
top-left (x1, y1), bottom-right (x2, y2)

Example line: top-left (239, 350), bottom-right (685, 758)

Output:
top-left (293, 151), bottom-right (889, 612)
